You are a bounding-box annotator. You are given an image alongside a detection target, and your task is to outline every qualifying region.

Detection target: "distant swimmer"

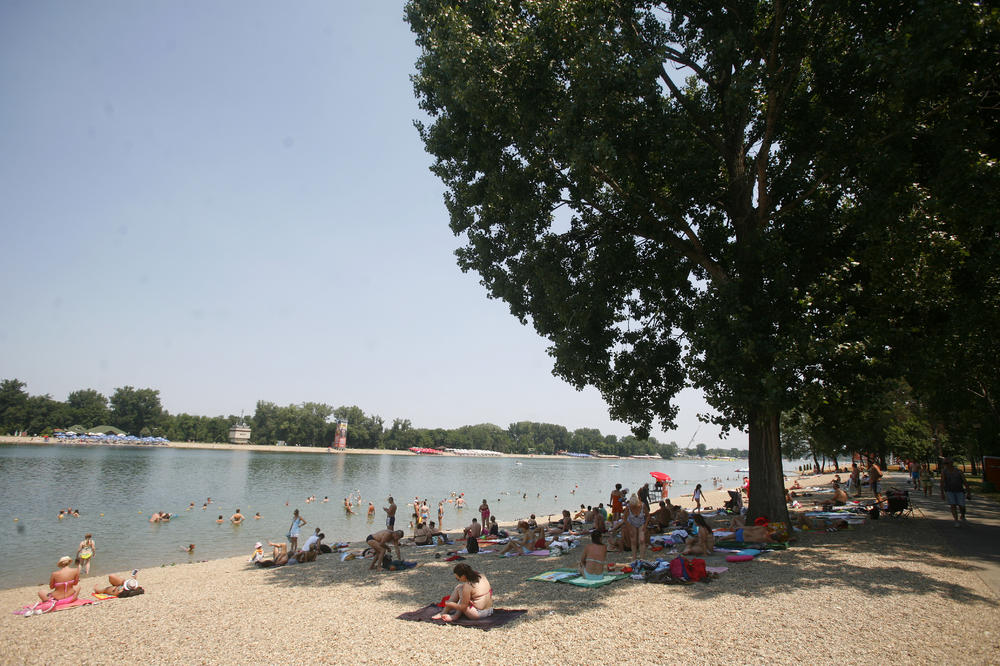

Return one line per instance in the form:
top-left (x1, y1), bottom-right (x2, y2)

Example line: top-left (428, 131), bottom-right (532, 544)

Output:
top-left (323, 496), bottom-right (329, 503)
top-left (368, 502), bottom-right (375, 518)
top-left (231, 509), bottom-right (245, 525)
top-left (182, 544), bottom-right (195, 554)
top-left (254, 512), bottom-right (261, 520)
top-left (344, 499), bottom-right (355, 514)
top-left (216, 515), bottom-right (224, 524)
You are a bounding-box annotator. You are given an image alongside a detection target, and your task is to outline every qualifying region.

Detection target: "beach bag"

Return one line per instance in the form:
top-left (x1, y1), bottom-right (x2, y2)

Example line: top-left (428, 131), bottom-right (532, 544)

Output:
top-left (686, 558), bottom-right (707, 582)
top-left (466, 536), bottom-right (479, 554)
top-left (668, 556), bottom-right (690, 580)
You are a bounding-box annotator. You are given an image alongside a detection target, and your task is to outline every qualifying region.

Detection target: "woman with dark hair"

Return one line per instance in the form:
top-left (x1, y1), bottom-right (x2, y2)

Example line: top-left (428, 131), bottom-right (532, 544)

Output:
top-left (432, 563), bottom-right (493, 622)
top-left (578, 530), bottom-right (607, 580)
top-left (682, 514), bottom-right (714, 556)
top-left (693, 484), bottom-right (705, 513)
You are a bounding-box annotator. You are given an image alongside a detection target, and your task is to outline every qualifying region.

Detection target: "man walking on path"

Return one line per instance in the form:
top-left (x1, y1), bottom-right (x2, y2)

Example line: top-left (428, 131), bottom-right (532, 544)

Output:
top-left (940, 458), bottom-right (971, 527)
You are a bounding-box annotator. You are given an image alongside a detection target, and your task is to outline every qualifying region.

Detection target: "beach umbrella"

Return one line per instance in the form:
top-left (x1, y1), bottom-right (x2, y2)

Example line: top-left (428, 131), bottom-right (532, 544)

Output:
top-left (650, 471), bottom-right (671, 482)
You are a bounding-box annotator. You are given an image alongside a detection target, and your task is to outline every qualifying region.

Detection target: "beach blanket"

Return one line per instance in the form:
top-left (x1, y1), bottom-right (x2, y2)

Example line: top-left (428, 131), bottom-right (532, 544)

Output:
top-left (565, 573), bottom-right (629, 588)
top-left (397, 604), bottom-right (527, 631)
top-left (13, 597), bottom-right (94, 616)
top-left (528, 569), bottom-right (580, 582)
top-left (528, 568), bottom-right (629, 588)
top-left (92, 593), bottom-right (118, 601)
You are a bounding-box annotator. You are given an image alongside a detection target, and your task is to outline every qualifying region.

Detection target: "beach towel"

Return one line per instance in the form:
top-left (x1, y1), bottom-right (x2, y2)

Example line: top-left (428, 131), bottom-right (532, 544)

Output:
top-left (14, 597), bottom-right (94, 616)
top-left (528, 569), bottom-right (579, 582)
top-left (564, 573), bottom-right (629, 588)
top-left (397, 604), bottom-right (527, 631)
top-left (528, 568), bottom-right (629, 588)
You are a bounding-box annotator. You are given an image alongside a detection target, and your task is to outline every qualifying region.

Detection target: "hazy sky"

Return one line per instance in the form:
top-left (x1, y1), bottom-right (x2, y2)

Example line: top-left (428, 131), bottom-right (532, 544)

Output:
top-left (0, 1), bottom-right (736, 447)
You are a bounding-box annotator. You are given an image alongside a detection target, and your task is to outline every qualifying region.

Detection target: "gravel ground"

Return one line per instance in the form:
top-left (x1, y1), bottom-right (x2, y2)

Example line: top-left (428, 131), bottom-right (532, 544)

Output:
top-left (2, 474), bottom-right (997, 665)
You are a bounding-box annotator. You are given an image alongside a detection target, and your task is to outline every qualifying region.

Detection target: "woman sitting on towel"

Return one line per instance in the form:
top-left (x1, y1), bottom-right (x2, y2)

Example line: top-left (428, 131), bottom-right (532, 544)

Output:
top-left (39, 556), bottom-right (80, 602)
top-left (681, 514), bottom-right (715, 556)
top-left (578, 530), bottom-right (608, 580)
top-left (547, 510), bottom-right (573, 535)
top-left (498, 521), bottom-right (536, 555)
top-left (433, 563), bottom-right (493, 622)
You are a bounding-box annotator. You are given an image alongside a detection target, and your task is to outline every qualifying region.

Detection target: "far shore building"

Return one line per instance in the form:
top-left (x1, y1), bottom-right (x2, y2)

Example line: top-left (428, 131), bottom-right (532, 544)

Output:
top-left (228, 422), bottom-right (251, 445)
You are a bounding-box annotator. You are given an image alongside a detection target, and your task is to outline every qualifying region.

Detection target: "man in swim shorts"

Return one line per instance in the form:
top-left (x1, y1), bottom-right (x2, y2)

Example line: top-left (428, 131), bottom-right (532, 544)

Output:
top-left (384, 497), bottom-right (397, 529)
top-left (366, 529), bottom-right (404, 571)
top-left (231, 509), bottom-right (245, 525)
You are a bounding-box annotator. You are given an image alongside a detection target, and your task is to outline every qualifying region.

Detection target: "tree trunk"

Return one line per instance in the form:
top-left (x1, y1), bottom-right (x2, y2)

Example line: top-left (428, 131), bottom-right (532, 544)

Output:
top-left (811, 448), bottom-right (821, 475)
top-left (747, 408), bottom-right (791, 527)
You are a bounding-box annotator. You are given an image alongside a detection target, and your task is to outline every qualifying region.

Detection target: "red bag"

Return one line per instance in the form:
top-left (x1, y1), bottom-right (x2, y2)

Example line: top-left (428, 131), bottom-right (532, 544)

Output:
top-left (669, 556), bottom-right (707, 582)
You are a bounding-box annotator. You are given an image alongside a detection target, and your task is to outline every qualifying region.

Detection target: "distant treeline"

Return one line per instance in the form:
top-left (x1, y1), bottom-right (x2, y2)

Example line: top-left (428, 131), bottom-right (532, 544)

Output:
top-left (0, 378), bottom-right (746, 458)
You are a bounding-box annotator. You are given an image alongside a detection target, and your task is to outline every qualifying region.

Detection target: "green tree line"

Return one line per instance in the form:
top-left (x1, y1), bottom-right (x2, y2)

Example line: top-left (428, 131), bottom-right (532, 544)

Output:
top-left (0, 378), bottom-right (681, 456)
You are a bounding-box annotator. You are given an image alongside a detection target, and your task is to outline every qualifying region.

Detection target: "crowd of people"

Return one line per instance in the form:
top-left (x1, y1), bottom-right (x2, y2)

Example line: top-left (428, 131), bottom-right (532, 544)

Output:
top-left (29, 457), bottom-right (974, 620)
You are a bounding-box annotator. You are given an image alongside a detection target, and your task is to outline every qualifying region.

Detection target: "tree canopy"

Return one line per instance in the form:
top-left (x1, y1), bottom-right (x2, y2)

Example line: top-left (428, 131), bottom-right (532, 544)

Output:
top-left (407, 0), bottom-right (998, 521)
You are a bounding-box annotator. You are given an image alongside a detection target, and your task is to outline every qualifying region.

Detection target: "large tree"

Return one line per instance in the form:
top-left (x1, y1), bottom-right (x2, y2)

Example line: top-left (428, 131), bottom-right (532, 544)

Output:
top-left (109, 386), bottom-right (164, 436)
top-left (406, 0), bottom-right (990, 522)
top-left (66, 389), bottom-right (110, 429)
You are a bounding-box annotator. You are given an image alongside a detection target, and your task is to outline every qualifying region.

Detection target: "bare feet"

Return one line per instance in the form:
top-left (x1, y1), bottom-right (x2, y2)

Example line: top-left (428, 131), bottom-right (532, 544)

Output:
top-left (440, 614), bottom-right (455, 622)
top-left (431, 612), bottom-right (444, 620)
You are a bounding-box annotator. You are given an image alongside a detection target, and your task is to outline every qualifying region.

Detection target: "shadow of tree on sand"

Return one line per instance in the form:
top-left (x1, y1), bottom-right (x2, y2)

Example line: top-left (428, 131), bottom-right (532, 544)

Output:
top-left (250, 508), bottom-right (995, 632)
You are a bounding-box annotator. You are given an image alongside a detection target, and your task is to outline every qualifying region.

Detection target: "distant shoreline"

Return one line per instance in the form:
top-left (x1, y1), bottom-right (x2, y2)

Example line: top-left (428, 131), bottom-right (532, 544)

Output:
top-left (0, 435), bottom-right (752, 463)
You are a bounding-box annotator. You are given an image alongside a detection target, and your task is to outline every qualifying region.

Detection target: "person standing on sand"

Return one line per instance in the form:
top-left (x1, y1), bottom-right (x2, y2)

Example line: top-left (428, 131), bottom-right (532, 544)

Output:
top-left (288, 509), bottom-right (306, 553)
top-left (692, 484), bottom-right (705, 513)
top-left (77, 534), bottom-right (96, 575)
top-left (868, 460), bottom-right (883, 502)
top-left (610, 484), bottom-right (625, 521)
top-left (438, 500), bottom-right (444, 528)
top-left (849, 463), bottom-right (861, 496)
top-left (384, 497), bottom-right (397, 529)
top-left (940, 458), bottom-right (970, 527)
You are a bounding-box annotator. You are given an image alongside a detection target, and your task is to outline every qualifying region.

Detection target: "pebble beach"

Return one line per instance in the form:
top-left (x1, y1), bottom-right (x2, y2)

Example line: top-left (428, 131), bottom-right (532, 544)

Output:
top-left (1, 472), bottom-right (997, 665)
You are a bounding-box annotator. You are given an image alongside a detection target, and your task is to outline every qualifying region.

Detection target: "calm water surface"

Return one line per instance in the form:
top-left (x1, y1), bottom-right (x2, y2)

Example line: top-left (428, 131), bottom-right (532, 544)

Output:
top-left (0, 444), bottom-right (773, 589)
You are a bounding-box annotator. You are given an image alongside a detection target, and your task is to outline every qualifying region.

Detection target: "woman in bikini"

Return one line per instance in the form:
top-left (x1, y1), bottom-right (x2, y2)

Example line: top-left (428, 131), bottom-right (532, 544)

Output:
top-left (92, 573), bottom-right (139, 596)
top-left (622, 494), bottom-right (649, 561)
top-left (433, 563), bottom-right (493, 622)
top-left (38, 556), bottom-right (80, 602)
top-left (77, 533), bottom-right (96, 574)
top-left (578, 530), bottom-right (608, 580)
top-left (498, 521), bottom-right (536, 555)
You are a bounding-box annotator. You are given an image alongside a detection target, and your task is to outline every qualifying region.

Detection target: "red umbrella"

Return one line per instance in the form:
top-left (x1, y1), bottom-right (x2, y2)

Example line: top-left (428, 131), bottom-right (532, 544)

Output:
top-left (650, 471), bottom-right (671, 482)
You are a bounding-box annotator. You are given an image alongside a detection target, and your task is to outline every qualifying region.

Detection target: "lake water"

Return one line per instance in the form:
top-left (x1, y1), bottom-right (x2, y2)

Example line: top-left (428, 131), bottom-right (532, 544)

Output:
top-left (0, 444), bottom-right (780, 589)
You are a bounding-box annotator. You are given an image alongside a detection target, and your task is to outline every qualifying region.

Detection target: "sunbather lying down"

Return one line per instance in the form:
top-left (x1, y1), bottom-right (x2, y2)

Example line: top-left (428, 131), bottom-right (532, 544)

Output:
top-left (731, 525), bottom-right (774, 543)
top-left (93, 574), bottom-right (140, 597)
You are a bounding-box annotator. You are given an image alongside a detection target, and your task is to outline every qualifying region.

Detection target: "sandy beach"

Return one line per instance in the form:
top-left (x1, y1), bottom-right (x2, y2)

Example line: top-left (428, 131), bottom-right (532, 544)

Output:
top-left (2, 471), bottom-right (997, 665)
